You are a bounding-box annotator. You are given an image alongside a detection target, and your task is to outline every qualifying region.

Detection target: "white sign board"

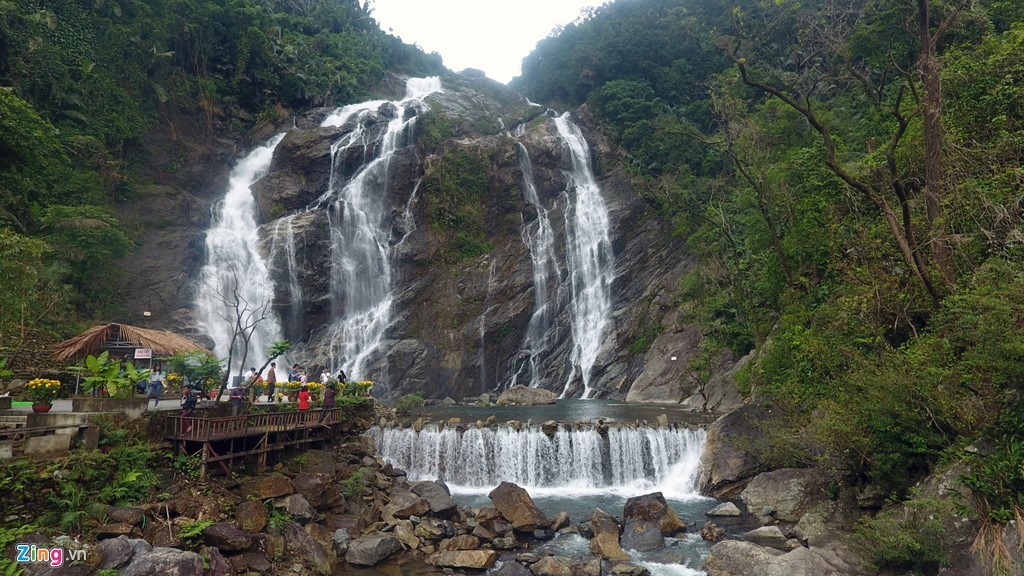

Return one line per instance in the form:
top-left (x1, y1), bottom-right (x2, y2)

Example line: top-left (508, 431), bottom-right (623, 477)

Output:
top-left (134, 348), bottom-right (152, 360)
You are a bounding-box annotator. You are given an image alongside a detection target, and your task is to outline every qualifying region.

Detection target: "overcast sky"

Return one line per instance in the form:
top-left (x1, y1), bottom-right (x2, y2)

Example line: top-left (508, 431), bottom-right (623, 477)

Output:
top-left (369, 0), bottom-right (600, 84)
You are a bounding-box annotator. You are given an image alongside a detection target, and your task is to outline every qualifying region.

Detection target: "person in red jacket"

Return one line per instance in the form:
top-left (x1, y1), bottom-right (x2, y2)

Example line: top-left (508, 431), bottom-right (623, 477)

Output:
top-left (298, 384), bottom-right (310, 423)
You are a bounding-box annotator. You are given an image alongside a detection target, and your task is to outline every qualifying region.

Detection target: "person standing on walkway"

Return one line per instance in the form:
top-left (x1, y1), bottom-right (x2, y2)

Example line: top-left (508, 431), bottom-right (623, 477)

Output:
top-left (298, 384), bottom-right (310, 423)
top-left (229, 383), bottom-right (244, 416)
top-left (265, 362), bottom-right (277, 403)
top-left (318, 382), bottom-right (336, 426)
top-left (181, 384), bottom-right (198, 434)
top-left (148, 364), bottom-right (164, 407)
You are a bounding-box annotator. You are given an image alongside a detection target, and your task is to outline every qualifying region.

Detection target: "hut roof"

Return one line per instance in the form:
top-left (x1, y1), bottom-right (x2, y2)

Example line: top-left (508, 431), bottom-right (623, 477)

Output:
top-left (52, 323), bottom-right (209, 362)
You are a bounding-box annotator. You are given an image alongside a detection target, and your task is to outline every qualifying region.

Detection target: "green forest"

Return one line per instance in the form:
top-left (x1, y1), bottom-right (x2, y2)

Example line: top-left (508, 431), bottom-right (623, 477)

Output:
top-left (2, 0), bottom-right (1024, 571)
top-left (514, 0), bottom-right (1024, 571)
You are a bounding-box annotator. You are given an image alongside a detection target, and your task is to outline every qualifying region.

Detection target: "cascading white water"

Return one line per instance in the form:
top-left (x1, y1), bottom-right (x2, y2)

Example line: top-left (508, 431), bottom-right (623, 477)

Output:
top-left (478, 260), bottom-right (497, 391)
top-left (317, 77), bottom-right (442, 381)
top-left (510, 128), bottom-right (564, 389)
top-left (370, 423), bottom-right (706, 499)
top-left (195, 134), bottom-right (287, 373)
top-left (267, 216), bottom-right (304, 340)
top-left (554, 113), bottom-right (615, 399)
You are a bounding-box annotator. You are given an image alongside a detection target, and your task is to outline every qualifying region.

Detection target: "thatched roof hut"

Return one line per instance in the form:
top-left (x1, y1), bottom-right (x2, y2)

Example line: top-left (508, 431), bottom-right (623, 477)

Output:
top-left (52, 323), bottom-right (209, 362)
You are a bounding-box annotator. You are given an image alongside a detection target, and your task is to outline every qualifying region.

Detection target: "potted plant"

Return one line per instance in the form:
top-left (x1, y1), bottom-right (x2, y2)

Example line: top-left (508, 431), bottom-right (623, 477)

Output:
top-left (25, 378), bottom-right (60, 413)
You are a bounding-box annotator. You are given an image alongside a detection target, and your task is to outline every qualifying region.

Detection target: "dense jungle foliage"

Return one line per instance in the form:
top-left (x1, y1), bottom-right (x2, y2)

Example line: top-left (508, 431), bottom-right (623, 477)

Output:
top-left (515, 0), bottom-right (1024, 570)
top-left (0, 0), bottom-right (442, 358)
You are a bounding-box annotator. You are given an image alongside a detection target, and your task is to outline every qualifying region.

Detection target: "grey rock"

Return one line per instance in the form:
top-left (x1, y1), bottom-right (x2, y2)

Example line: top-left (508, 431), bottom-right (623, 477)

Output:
top-left (235, 499), bottom-right (268, 533)
top-left (292, 472), bottom-right (343, 510)
top-left (491, 561), bottom-right (533, 576)
top-left (496, 386), bottom-right (557, 406)
top-left (706, 502), bottom-right (742, 517)
top-left (243, 473), bottom-right (295, 499)
top-left (589, 508), bottom-right (631, 562)
top-left (622, 492), bottom-right (685, 535)
top-left (530, 555), bottom-right (574, 576)
top-left (610, 563), bottom-right (653, 576)
top-left (332, 528), bottom-right (351, 555)
top-left (344, 533), bottom-right (402, 566)
top-left (427, 549), bottom-right (498, 569)
top-left (122, 547), bottom-right (204, 576)
top-left (743, 526), bottom-right (789, 551)
top-left (620, 520), bottom-right (664, 552)
top-left (411, 480), bottom-right (458, 515)
top-left (274, 493), bottom-right (315, 525)
top-left (201, 546), bottom-right (231, 576)
top-left (383, 490), bottom-right (430, 521)
top-left (283, 521), bottom-right (331, 575)
top-left (488, 481), bottom-right (548, 531)
top-left (740, 468), bottom-right (821, 523)
top-left (699, 405), bottom-right (777, 498)
top-left (202, 522), bottom-right (252, 552)
top-left (92, 536), bottom-right (133, 570)
top-left (701, 522), bottom-right (726, 542)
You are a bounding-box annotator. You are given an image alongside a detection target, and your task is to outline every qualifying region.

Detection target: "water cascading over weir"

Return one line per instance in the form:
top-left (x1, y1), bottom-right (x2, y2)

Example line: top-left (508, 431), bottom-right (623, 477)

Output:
top-left (370, 422), bottom-right (706, 499)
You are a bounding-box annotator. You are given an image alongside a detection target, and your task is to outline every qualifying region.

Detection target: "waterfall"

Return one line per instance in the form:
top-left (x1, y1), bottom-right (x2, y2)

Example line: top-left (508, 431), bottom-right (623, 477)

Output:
top-left (478, 260), bottom-right (497, 392)
top-left (268, 216), bottom-right (303, 340)
top-left (554, 113), bottom-right (615, 399)
top-left (195, 134), bottom-right (287, 373)
top-left (370, 423), bottom-right (706, 499)
top-left (317, 77), bottom-right (442, 382)
top-left (510, 128), bottom-right (564, 389)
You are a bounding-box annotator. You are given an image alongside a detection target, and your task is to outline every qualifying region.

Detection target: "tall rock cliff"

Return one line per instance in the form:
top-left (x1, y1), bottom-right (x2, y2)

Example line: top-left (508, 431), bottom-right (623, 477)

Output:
top-left (139, 73), bottom-right (725, 402)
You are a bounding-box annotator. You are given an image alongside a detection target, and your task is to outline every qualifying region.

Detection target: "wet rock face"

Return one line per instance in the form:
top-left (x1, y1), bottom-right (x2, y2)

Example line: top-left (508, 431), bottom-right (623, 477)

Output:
top-left (699, 405), bottom-right (776, 498)
top-left (145, 74), bottom-right (720, 401)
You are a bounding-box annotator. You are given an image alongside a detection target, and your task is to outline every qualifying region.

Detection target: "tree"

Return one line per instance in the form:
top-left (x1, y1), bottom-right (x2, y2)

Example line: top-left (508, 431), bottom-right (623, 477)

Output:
top-left (166, 351), bottom-right (223, 393)
top-left (202, 264), bottom-right (275, 401)
top-left (254, 339), bottom-right (291, 377)
top-left (917, 0), bottom-right (970, 286)
top-left (717, 0), bottom-right (956, 305)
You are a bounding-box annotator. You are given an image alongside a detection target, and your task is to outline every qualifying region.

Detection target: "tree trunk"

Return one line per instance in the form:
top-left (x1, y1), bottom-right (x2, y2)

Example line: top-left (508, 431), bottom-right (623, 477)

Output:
top-left (918, 0), bottom-right (956, 287)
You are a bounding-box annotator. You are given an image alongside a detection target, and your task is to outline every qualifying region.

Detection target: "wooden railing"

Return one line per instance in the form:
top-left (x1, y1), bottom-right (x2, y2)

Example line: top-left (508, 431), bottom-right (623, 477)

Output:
top-left (164, 408), bottom-right (343, 440)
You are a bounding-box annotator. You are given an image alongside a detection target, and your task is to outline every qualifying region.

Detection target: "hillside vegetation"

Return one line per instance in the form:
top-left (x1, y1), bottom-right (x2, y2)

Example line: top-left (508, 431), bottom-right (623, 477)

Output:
top-left (514, 0), bottom-right (1024, 570)
top-left (0, 0), bottom-right (442, 359)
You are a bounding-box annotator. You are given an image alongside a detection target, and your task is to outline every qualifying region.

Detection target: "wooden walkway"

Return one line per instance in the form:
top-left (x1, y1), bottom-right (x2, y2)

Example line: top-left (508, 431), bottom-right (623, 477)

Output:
top-left (164, 408), bottom-right (343, 479)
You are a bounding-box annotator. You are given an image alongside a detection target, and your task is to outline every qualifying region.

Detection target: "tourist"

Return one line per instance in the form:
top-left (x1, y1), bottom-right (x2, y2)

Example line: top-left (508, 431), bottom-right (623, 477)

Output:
top-left (229, 384), bottom-right (244, 416)
top-left (148, 364), bottom-right (164, 407)
top-left (336, 367), bottom-right (347, 383)
top-left (265, 362), bottom-right (277, 403)
top-left (246, 367), bottom-right (262, 403)
top-left (318, 382), bottom-right (336, 427)
top-left (320, 368), bottom-right (330, 384)
top-left (299, 370), bottom-right (307, 386)
top-left (180, 384), bottom-right (198, 434)
top-left (298, 384), bottom-right (310, 423)
top-left (289, 363), bottom-right (300, 382)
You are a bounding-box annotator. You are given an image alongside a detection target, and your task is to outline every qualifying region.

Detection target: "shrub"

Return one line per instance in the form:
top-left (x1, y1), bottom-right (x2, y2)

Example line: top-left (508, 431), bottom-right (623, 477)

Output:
top-left (855, 497), bottom-right (952, 573)
top-left (341, 467), bottom-right (374, 500)
top-left (392, 393), bottom-right (424, 416)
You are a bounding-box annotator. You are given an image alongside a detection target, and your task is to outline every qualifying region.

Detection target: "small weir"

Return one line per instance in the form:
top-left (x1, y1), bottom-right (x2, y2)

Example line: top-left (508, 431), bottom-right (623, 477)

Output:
top-left (369, 420), bottom-right (714, 575)
top-left (369, 422), bottom-right (706, 497)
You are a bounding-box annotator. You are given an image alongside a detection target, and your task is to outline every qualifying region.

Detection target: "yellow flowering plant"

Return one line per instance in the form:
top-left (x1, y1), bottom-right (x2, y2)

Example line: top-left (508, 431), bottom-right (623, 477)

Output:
top-left (25, 378), bottom-right (61, 404)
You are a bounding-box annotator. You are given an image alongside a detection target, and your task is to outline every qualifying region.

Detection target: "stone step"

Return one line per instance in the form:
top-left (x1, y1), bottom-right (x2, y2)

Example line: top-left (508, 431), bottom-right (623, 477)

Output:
top-left (0, 415), bottom-right (28, 429)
